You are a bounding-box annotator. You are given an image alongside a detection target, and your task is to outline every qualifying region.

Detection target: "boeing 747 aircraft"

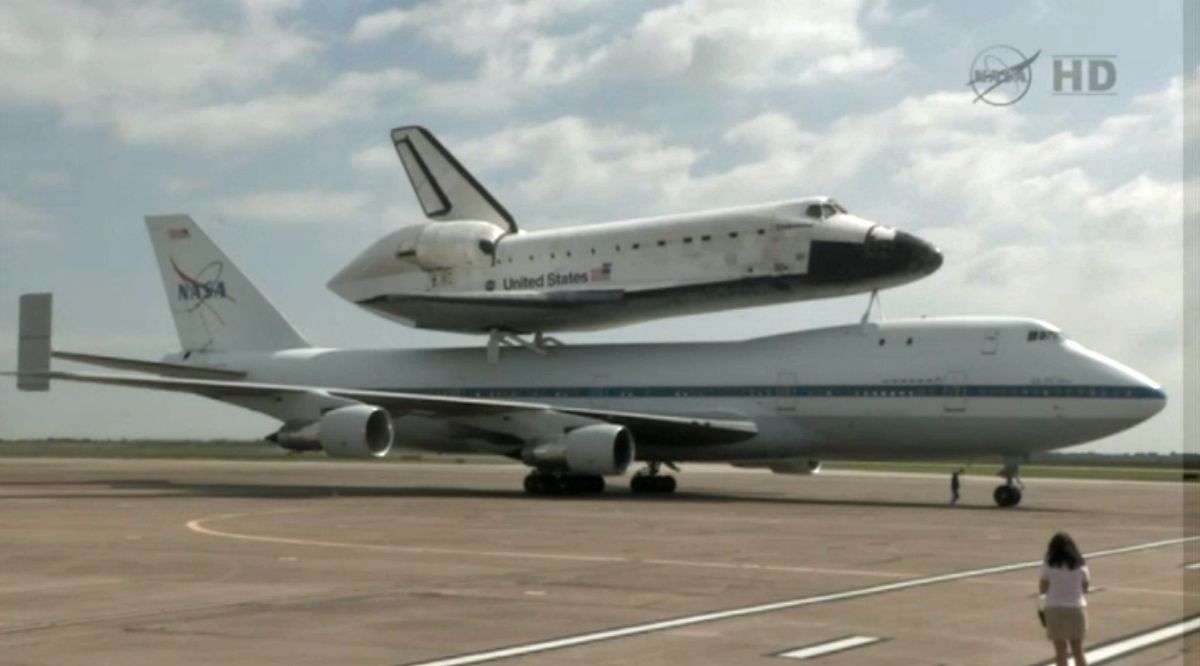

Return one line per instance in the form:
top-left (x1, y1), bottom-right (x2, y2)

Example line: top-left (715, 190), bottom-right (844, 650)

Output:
top-left (327, 127), bottom-right (943, 343)
top-left (13, 216), bottom-right (1164, 507)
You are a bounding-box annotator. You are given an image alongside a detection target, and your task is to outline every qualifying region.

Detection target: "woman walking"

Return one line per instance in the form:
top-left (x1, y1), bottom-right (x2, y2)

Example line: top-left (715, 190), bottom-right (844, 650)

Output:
top-left (1039, 532), bottom-right (1090, 666)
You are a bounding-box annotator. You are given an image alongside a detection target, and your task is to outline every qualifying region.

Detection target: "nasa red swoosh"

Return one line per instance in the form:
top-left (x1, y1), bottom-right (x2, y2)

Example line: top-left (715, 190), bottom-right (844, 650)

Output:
top-left (170, 257), bottom-right (204, 287)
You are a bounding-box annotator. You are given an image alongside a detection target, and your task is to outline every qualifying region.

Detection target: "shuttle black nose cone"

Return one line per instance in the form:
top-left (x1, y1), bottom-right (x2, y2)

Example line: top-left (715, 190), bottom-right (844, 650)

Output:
top-left (806, 229), bottom-right (943, 287)
top-left (895, 230), bottom-right (943, 276)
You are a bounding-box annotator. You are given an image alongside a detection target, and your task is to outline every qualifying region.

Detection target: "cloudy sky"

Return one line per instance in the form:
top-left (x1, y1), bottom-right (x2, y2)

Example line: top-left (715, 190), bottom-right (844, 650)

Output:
top-left (0, 0), bottom-right (1191, 454)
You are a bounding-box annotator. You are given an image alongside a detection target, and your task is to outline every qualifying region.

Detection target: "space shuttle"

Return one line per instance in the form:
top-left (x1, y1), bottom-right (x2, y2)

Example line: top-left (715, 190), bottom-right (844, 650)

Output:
top-left (328, 127), bottom-right (943, 338)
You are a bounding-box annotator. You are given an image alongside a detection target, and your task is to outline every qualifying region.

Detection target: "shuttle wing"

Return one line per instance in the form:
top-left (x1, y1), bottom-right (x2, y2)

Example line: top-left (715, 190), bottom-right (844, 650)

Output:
top-left (391, 126), bottom-right (516, 233)
top-left (25, 370), bottom-right (758, 445)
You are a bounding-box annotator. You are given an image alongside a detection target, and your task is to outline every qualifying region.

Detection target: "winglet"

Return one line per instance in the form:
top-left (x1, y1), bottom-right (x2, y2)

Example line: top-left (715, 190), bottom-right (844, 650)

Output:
top-left (390, 126), bottom-right (517, 232)
top-left (17, 293), bottom-right (51, 391)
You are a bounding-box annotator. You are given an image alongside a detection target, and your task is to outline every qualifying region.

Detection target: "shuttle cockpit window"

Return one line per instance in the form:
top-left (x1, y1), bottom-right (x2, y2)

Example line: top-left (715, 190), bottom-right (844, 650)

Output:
top-left (806, 201), bottom-right (846, 219)
top-left (1026, 329), bottom-right (1062, 342)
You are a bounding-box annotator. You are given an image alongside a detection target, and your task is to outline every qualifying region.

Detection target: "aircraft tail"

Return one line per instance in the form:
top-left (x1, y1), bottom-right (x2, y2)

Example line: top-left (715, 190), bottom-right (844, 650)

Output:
top-left (390, 126), bottom-right (517, 233)
top-left (145, 215), bottom-right (309, 352)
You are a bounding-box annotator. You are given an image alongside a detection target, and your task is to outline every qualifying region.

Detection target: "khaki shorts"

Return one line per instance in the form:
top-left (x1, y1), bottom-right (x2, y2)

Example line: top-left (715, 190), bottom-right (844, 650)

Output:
top-left (1044, 606), bottom-right (1087, 641)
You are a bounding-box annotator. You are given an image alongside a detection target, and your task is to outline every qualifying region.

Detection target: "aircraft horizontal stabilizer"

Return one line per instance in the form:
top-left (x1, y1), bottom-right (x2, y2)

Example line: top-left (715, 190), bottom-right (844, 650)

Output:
top-left (51, 351), bottom-right (246, 380)
top-left (391, 126), bottom-right (516, 232)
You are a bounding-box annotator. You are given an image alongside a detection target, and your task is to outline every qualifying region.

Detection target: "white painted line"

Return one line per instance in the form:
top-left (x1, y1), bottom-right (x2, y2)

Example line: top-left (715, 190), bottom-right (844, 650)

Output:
top-left (400, 536), bottom-right (1199, 666)
top-left (778, 635), bottom-right (882, 659)
top-left (186, 512), bottom-right (910, 578)
top-left (1184, 562), bottom-right (1200, 570)
top-left (1034, 614), bottom-right (1200, 665)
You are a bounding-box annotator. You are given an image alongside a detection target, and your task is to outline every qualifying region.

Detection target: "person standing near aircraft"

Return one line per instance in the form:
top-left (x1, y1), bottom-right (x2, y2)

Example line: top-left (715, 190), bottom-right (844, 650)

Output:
top-left (1039, 532), bottom-right (1090, 666)
top-left (950, 469), bottom-right (962, 504)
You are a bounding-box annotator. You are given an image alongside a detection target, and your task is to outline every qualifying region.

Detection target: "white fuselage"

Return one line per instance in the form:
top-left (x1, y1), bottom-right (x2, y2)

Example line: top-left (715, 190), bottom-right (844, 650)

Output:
top-left (328, 198), bottom-right (942, 334)
top-left (179, 316), bottom-right (1165, 464)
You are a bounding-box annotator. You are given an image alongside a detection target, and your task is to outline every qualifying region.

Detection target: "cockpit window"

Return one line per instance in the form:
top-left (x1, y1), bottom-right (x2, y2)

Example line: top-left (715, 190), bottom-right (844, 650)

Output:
top-left (805, 204), bottom-right (822, 219)
top-left (828, 199), bottom-right (848, 214)
top-left (1026, 330), bottom-right (1061, 342)
top-left (821, 204), bottom-right (837, 218)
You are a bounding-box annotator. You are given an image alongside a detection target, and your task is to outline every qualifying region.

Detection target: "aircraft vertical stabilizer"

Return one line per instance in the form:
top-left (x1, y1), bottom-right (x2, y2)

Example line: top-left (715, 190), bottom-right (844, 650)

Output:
top-left (17, 293), bottom-right (51, 391)
top-left (390, 126), bottom-right (517, 232)
top-left (145, 215), bottom-right (308, 352)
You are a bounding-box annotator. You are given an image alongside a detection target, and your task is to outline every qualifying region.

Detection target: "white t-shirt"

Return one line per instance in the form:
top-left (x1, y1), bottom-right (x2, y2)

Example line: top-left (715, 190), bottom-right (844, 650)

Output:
top-left (1041, 563), bottom-right (1090, 607)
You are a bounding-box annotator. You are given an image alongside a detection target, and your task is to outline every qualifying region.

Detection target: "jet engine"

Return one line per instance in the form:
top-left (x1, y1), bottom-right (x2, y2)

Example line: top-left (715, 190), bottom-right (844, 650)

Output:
top-left (267, 404), bottom-right (393, 459)
top-left (522, 424), bottom-right (635, 475)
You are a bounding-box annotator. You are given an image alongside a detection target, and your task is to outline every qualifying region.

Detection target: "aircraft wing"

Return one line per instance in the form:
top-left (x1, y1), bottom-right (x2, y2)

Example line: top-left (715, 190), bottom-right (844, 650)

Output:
top-left (391, 126), bottom-right (516, 233)
top-left (26, 370), bottom-right (758, 445)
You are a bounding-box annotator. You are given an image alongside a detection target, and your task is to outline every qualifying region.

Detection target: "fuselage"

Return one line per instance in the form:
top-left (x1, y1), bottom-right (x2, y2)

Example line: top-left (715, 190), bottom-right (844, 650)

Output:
top-left (181, 317), bottom-right (1165, 463)
top-left (328, 198), bottom-right (943, 334)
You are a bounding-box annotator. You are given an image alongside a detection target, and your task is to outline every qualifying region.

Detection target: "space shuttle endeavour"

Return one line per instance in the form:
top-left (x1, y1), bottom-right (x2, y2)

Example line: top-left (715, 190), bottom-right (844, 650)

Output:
top-left (328, 127), bottom-right (943, 338)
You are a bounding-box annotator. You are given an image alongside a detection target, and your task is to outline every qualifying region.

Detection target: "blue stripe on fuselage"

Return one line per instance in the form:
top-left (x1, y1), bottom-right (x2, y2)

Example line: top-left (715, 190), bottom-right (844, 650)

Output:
top-left (363, 384), bottom-right (1166, 400)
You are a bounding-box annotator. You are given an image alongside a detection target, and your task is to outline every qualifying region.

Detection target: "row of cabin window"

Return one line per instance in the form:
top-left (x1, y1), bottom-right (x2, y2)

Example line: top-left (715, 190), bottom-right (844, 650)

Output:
top-left (499, 228), bottom-right (768, 263)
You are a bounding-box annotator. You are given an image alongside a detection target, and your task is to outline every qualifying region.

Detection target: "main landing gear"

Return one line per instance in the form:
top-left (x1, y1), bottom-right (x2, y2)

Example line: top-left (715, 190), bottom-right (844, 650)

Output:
top-left (993, 457), bottom-right (1025, 508)
top-left (523, 471), bottom-right (605, 496)
top-left (630, 462), bottom-right (677, 494)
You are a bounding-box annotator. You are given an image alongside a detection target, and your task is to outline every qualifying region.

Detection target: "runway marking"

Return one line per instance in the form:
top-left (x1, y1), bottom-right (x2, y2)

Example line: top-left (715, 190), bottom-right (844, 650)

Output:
top-left (1185, 562), bottom-right (1200, 570)
top-left (185, 511), bottom-right (910, 579)
top-left (776, 635), bottom-right (884, 659)
top-left (398, 536), bottom-right (1198, 666)
top-left (1031, 614), bottom-right (1200, 665)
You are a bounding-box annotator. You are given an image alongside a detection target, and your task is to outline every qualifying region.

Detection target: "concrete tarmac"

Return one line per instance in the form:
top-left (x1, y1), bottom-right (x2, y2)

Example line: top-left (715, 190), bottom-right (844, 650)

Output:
top-left (0, 457), bottom-right (1195, 665)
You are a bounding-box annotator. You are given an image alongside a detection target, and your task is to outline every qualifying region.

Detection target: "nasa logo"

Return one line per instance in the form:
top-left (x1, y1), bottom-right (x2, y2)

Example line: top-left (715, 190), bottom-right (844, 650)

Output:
top-left (968, 45), bottom-right (1040, 106)
top-left (485, 279), bottom-right (496, 292)
top-left (170, 257), bottom-right (233, 302)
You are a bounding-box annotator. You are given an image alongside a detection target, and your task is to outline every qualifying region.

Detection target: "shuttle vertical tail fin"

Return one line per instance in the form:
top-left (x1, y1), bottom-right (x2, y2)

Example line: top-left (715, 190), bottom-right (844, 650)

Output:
top-left (390, 126), bottom-right (517, 232)
top-left (145, 215), bottom-right (309, 352)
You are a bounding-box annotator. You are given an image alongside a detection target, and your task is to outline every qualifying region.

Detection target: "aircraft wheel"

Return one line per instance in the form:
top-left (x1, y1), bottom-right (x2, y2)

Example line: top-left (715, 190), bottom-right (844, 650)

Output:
top-left (993, 485), bottom-right (1022, 507)
top-left (631, 474), bottom-right (676, 494)
top-left (525, 472), bottom-right (563, 496)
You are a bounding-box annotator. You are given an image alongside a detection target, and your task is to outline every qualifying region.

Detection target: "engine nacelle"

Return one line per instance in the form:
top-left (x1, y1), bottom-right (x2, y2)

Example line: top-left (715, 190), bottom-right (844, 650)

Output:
top-left (767, 459), bottom-right (823, 475)
top-left (522, 424), bottom-right (635, 476)
top-left (414, 220), bottom-right (505, 269)
top-left (267, 405), bottom-right (393, 459)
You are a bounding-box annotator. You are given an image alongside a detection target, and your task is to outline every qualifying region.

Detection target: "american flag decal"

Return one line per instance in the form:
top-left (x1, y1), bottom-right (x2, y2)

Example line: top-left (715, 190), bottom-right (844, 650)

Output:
top-left (168, 228), bottom-right (190, 240)
top-left (590, 262), bottom-right (612, 282)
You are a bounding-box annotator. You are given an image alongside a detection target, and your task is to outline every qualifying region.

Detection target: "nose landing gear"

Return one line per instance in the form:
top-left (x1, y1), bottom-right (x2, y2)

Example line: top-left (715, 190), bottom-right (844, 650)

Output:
top-left (993, 457), bottom-right (1025, 507)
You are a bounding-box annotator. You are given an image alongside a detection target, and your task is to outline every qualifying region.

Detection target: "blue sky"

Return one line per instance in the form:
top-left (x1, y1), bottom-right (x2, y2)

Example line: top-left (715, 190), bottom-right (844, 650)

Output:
top-left (0, 0), bottom-right (1190, 453)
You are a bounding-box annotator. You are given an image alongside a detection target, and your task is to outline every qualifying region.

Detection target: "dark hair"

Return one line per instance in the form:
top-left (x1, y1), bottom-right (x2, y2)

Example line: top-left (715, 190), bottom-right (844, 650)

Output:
top-left (1045, 532), bottom-right (1085, 569)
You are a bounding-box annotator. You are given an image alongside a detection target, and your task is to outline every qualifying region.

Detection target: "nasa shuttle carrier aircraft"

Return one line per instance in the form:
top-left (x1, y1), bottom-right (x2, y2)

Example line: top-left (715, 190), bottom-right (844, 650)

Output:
top-left (15, 216), bottom-right (1164, 507)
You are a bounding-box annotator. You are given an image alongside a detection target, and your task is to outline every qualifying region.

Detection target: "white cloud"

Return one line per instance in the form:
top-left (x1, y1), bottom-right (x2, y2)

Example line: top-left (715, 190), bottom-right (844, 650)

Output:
top-left (112, 68), bottom-right (416, 151)
top-left (215, 189), bottom-right (373, 224)
top-left (0, 193), bottom-right (56, 240)
top-left (350, 144), bottom-right (398, 171)
top-left (351, 0), bottom-right (901, 112)
top-left (586, 0), bottom-right (901, 89)
top-left (0, 0), bottom-right (315, 113)
top-left (0, 1), bottom-right (413, 152)
top-left (453, 116), bottom-right (701, 222)
top-left (349, 8), bottom-right (410, 43)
